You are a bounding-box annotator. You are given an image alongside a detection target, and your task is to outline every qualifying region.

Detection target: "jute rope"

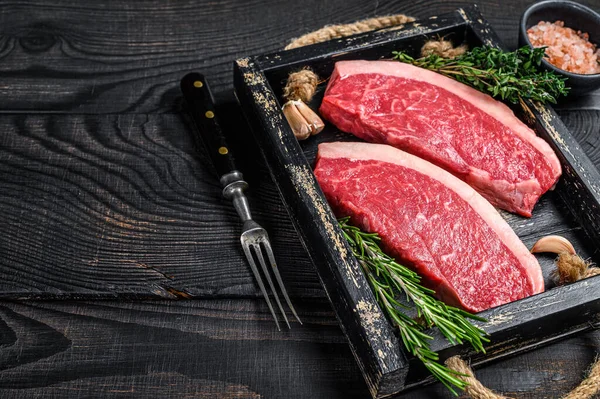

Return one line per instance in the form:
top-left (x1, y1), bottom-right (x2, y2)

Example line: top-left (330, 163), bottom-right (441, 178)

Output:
top-left (445, 355), bottom-right (600, 399)
top-left (445, 357), bottom-right (514, 399)
top-left (421, 39), bottom-right (469, 59)
top-left (285, 14), bottom-right (416, 50)
top-left (562, 357), bottom-right (600, 399)
top-left (283, 69), bottom-right (318, 103)
top-left (554, 253), bottom-right (600, 284)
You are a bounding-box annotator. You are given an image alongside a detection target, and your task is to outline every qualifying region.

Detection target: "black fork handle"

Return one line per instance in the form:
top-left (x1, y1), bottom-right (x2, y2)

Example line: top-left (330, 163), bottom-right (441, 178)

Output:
top-left (180, 72), bottom-right (237, 180)
top-left (181, 72), bottom-right (251, 223)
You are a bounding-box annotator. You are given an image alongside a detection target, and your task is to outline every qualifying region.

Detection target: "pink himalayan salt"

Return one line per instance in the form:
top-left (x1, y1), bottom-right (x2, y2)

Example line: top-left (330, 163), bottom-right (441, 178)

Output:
top-left (527, 20), bottom-right (600, 75)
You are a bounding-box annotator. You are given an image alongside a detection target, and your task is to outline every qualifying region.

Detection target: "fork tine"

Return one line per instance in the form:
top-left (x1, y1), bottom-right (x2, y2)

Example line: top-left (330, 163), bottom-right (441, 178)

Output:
top-left (262, 239), bottom-right (302, 325)
top-left (242, 243), bottom-right (281, 331)
top-left (254, 243), bottom-right (291, 329)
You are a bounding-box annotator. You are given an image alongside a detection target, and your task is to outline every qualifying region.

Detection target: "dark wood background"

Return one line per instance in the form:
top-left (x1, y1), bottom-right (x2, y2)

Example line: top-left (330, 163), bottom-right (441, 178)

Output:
top-left (0, 0), bottom-right (599, 397)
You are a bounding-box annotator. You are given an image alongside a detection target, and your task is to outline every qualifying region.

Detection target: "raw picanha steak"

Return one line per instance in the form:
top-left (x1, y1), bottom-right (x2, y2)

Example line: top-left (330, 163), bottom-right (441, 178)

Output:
top-left (319, 60), bottom-right (562, 217)
top-left (314, 141), bottom-right (544, 312)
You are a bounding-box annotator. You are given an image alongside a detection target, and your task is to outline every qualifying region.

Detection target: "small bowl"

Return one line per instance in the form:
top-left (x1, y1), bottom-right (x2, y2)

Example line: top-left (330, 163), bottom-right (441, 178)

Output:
top-left (519, 0), bottom-right (600, 96)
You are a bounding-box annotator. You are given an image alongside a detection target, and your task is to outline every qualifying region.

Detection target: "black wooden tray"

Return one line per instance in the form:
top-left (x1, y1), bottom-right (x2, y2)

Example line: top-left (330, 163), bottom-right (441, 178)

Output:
top-left (234, 5), bottom-right (600, 398)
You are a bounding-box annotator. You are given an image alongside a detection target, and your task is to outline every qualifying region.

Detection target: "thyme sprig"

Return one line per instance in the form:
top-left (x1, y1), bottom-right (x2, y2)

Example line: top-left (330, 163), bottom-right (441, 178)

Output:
top-left (392, 45), bottom-right (569, 104)
top-left (339, 217), bottom-right (489, 395)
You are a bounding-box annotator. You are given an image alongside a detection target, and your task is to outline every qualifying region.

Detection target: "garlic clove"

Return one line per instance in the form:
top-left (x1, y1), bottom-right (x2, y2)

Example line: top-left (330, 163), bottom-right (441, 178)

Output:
top-left (530, 235), bottom-right (576, 255)
top-left (282, 101), bottom-right (311, 140)
top-left (295, 101), bottom-right (325, 135)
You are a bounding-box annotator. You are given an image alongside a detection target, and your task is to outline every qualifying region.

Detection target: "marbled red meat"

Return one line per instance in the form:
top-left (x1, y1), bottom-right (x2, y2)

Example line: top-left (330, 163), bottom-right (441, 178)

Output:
top-left (319, 60), bottom-right (562, 217)
top-left (314, 142), bottom-right (544, 312)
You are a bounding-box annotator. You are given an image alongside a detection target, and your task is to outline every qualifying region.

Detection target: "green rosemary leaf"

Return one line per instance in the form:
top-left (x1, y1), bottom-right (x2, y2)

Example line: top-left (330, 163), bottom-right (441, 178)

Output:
top-left (339, 217), bottom-right (489, 395)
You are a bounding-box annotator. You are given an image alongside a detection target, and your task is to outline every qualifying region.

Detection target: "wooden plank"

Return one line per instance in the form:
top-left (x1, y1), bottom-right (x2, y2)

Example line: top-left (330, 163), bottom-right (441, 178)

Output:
top-left (0, 0), bottom-right (576, 114)
top-left (557, 109), bottom-right (600, 167)
top-left (0, 299), bottom-right (596, 399)
top-left (0, 113), bottom-right (320, 298)
top-left (0, 299), bottom-right (366, 399)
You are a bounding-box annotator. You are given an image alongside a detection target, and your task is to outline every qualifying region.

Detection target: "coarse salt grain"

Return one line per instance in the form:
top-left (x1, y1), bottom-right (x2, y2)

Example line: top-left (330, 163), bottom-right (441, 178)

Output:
top-left (527, 20), bottom-right (600, 74)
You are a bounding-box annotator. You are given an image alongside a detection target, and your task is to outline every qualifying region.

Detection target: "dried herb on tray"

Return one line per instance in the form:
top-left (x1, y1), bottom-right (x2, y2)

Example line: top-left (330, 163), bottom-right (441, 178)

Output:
top-left (392, 45), bottom-right (569, 104)
top-left (339, 217), bottom-right (488, 395)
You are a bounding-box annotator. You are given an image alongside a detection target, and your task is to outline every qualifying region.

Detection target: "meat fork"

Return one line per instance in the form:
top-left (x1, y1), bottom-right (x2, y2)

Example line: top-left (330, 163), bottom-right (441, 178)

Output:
top-left (181, 73), bottom-right (301, 330)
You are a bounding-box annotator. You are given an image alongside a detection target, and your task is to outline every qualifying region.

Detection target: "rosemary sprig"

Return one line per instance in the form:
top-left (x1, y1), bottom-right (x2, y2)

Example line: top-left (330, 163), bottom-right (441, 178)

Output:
top-left (392, 45), bottom-right (569, 104)
top-left (339, 217), bottom-right (489, 395)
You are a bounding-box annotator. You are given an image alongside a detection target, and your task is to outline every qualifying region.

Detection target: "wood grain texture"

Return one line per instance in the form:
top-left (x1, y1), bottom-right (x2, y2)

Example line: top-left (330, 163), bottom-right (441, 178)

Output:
top-left (0, 112), bottom-right (320, 298)
top-left (0, 0), bottom-right (595, 113)
top-left (0, 0), bottom-right (600, 398)
top-left (0, 300), bottom-right (360, 398)
top-left (0, 300), bottom-right (597, 399)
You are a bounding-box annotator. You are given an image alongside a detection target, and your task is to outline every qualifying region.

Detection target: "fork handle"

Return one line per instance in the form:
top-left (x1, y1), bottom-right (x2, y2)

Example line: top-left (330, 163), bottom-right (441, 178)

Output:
top-left (180, 72), bottom-right (237, 179)
top-left (181, 72), bottom-right (253, 223)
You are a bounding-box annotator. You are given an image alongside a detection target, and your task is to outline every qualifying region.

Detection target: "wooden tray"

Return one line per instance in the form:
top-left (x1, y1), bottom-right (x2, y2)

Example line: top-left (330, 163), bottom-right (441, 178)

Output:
top-left (233, 5), bottom-right (600, 398)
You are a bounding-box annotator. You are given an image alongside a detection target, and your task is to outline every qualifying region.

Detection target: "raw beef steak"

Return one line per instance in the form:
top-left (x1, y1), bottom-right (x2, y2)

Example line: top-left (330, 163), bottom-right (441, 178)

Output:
top-left (314, 141), bottom-right (544, 312)
top-left (319, 60), bottom-right (562, 217)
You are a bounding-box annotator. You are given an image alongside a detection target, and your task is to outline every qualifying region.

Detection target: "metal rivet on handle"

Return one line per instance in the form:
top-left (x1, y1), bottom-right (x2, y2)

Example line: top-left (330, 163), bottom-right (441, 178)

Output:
top-left (218, 147), bottom-right (229, 155)
top-left (205, 111), bottom-right (215, 118)
top-left (193, 81), bottom-right (203, 88)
